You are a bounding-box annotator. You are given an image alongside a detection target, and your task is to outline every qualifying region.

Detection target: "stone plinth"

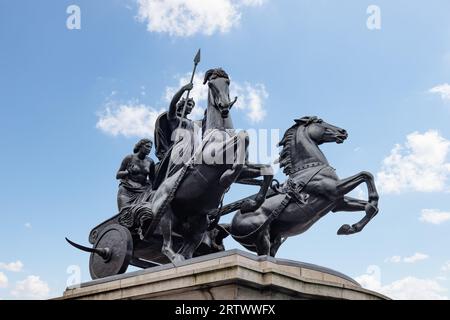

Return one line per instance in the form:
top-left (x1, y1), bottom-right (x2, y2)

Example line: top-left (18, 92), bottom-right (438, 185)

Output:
top-left (59, 250), bottom-right (388, 300)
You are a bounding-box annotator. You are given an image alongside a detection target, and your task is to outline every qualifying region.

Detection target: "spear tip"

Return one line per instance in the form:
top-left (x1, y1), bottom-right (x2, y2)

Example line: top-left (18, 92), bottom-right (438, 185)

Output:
top-left (194, 49), bottom-right (201, 64)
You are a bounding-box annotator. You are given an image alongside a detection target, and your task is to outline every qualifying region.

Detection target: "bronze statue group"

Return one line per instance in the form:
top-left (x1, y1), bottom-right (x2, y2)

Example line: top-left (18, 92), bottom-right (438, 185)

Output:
top-left (66, 63), bottom-right (380, 279)
top-left (113, 68), bottom-right (380, 264)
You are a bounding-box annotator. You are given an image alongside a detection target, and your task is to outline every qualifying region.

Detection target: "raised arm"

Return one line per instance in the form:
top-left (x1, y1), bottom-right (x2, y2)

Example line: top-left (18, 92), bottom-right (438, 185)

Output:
top-left (168, 83), bottom-right (193, 120)
top-left (116, 155), bottom-right (132, 180)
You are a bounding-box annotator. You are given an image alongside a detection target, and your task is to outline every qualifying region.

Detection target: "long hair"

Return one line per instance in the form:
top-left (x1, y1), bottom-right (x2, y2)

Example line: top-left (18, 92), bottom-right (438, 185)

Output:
top-left (133, 138), bottom-right (152, 154)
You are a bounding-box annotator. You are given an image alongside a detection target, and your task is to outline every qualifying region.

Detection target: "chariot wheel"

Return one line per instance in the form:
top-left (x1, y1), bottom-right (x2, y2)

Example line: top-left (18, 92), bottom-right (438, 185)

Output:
top-left (89, 224), bottom-right (133, 280)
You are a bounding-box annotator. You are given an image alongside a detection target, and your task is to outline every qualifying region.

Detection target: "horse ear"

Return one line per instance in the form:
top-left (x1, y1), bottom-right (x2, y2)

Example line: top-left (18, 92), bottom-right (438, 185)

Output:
top-left (309, 116), bottom-right (319, 124)
top-left (218, 68), bottom-right (229, 80)
top-left (203, 69), bottom-right (213, 85)
top-left (295, 116), bottom-right (319, 126)
top-left (294, 116), bottom-right (311, 125)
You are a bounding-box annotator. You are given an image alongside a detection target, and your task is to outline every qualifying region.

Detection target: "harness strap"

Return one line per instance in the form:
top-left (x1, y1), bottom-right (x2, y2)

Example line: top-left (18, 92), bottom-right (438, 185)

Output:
top-left (290, 161), bottom-right (325, 174)
top-left (231, 194), bottom-right (292, 240)
top-left (286, 164), bottom-right (328, 205)
top-left (230, 165), bottom-right (329, 241)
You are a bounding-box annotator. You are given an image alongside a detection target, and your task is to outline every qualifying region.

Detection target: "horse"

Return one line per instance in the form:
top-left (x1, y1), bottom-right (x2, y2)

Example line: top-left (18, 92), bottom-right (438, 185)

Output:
top-left (228, 116), bottom-right (379, 257)
top-left (146, 68), bottom-right (273, 263)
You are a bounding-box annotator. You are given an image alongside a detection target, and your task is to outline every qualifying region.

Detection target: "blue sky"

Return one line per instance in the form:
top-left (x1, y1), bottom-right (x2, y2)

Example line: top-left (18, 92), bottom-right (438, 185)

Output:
top-left (1, 0), bottom-right (450, 299)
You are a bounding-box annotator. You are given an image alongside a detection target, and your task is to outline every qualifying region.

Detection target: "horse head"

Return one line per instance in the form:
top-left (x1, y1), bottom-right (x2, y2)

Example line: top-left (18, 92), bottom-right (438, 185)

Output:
top-left (277, 116), bottom-right (348, 175)
top-left (295, 116), bottom-right (348, 145)
top-left (204, 68), bottom-right (237, 119)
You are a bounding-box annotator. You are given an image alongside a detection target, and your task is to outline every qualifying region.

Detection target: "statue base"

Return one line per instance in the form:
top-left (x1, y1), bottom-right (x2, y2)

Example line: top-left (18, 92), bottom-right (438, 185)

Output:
top-left (58, 250), bottom-right (388, 300)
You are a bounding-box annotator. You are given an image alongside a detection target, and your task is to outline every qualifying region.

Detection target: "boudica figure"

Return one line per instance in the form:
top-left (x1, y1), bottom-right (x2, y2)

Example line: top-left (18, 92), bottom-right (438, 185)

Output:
top-left (66, 51), bottom-right (379, 280)
top-left (153, 82), bottom-right (198, 189)
top-left (154, 83), bottom-right (195, 162)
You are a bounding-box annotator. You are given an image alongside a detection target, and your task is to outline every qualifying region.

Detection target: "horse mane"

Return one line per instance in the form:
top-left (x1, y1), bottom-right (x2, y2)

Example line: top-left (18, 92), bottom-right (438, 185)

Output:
top-left (277, 116), bottom-right (320, 175)
top-left (277, 123), bottom-right (299, 175)
top-left (203, 68), bottom-right (229, 84)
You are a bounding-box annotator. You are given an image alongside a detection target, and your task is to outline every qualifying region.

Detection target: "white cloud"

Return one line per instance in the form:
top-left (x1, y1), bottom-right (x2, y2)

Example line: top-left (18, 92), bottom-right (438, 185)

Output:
top-left (377, 130), bottom-right (450, 193)
top-left (98, 72), bottom-right (269, 138)
top-left (356, 266), bottom-right (448, 300)
top-left (165, 71), bottom-right (269, 123)
top-left (403, 253), bottom-right (429, 264)
top-left (385, 256), bottom-right (402, 263)
top-left (442, 261), bottom-right (450, 272)
top-left (354, 265), bottom-right (381, 290)
top-left (24, 222), bottom-right (32, 229)
top-left (385, 253), bottom-right (429, 264)
top-left (0, 272), bottom-right (8, 288)
top-left (11, 276), bottom-right (50, 300)
top-left (381, 277), bottom-right (448, 300)
top-left (137, 0), bottom-right (265, 37)
top-left (0, 261), bottom-right (24, 272)
top-left (232, 82), bottom-right (268, 123)
top-left (420, 209), bottom-right (450, 225)
top-left (96, 102), bottom-right (165, 138)
top-left (430, 83), bottom-right (450, 101)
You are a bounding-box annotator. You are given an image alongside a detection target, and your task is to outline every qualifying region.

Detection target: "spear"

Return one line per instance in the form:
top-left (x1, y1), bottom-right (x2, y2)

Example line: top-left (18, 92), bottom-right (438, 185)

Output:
top-left (180, 49), bottom-right (201, 118)
top-left (165, 49), bottom-right (201, 180)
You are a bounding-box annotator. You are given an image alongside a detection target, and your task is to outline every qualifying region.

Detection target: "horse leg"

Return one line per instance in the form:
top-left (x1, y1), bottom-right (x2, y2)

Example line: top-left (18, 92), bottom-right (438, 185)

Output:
top-left (219, 131), bottom-right (248, 187)
top-left (160, 207), bottom-right (185, 263)
top-left (335, 171), bottom-right (379, 206)
top-left (179, 215), bottom-right (208, 259)
top-left (332, 196), bottom-right (367, 212)
top-left (333, 195), bottom-right (379, 235)
top-left (269, 235), bottom-right (284, 257)
top-left (238, 164), bottom-right (274, 213)
top-left (255, 226), bottom-right (271, 256)
top-left (219, 164), bottom-right (243, 188)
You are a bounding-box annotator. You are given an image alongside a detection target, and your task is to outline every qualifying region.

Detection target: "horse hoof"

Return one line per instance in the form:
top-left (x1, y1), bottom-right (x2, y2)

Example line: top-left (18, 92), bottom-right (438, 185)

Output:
top-left (337, 224), bottom-right (352, 235)
top-left (172, 254), bottom-right (185, 264)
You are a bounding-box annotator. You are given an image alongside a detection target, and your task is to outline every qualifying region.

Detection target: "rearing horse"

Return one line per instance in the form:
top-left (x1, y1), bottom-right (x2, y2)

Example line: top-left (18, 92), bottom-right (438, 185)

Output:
top-left (228, 116), bottom-right (379, 256)
top-left (147, 68), bottom-right (272, 263)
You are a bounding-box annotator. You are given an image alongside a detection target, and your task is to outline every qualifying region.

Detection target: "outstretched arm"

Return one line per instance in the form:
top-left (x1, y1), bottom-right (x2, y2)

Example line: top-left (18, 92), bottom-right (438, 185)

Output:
top-left (168, 83), bottom-right (193, 120)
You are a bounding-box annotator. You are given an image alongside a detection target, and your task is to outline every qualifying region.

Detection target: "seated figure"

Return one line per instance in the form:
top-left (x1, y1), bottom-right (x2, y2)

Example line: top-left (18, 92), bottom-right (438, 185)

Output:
top-left (116, 139), bottom-right (155, 237)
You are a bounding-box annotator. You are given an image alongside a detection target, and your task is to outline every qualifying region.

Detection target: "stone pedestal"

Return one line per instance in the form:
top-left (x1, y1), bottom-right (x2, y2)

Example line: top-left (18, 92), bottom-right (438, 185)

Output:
top-left (59, 250), bottom-right (388, 300)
